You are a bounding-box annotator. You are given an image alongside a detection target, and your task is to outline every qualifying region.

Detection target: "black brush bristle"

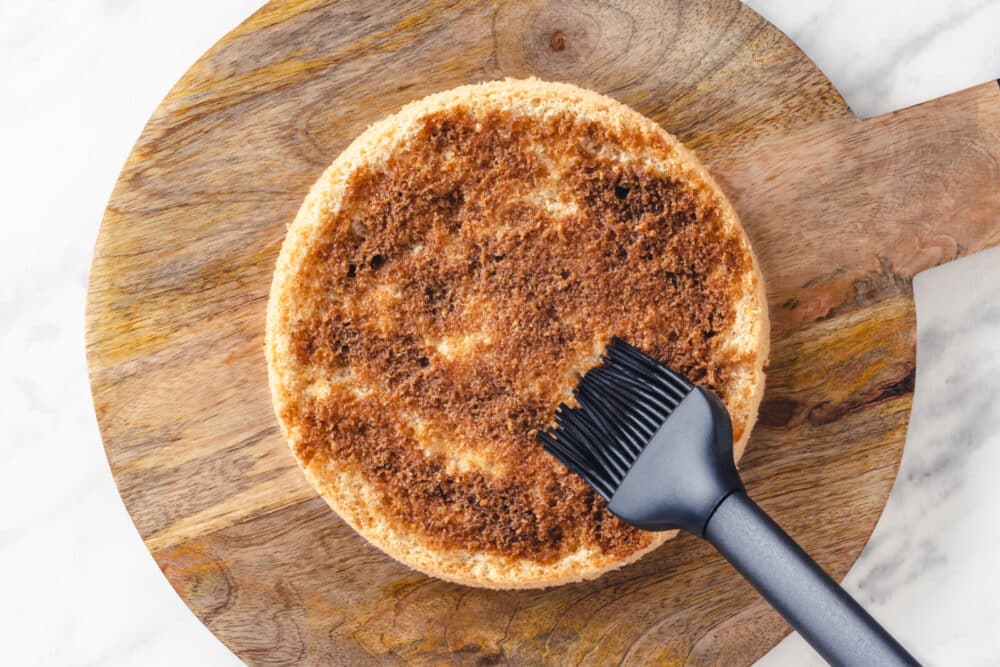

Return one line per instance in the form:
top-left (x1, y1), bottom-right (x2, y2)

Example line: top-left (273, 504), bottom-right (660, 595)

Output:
top-left (537, 338), bottom-right (694, 500)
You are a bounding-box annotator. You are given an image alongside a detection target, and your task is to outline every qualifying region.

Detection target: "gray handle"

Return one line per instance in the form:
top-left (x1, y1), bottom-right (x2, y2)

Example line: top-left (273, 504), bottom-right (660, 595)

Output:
top-left (704, 491), bottom-right (919, 667)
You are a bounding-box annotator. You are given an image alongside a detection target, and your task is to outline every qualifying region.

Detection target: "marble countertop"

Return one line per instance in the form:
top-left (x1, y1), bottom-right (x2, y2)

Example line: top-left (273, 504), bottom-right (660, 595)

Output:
top-left (1, 1), bottom-right (997, 664)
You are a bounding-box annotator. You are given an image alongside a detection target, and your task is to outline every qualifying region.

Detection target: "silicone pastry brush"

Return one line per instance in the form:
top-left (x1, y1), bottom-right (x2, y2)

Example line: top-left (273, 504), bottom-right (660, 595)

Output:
top-left (537, 338), bottom-right (919, 667)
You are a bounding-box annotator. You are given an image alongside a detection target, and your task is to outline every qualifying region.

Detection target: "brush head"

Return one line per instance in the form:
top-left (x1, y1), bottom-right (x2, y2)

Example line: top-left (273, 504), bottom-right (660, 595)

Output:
top-left (538, 338), bottom-right (743, 534)
top-left (538, 338), bottom-right (694, 500)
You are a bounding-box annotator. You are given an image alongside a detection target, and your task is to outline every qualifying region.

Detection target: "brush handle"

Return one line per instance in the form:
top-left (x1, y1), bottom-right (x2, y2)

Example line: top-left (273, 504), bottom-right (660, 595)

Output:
top-left (704, 490), bottom-right (919, 667)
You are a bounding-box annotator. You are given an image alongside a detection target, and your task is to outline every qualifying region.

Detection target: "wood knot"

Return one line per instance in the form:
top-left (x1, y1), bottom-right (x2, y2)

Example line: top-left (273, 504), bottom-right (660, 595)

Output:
top-left (758, 397), bottom-right (799, 428)
top-left (549, 30), bottom-right (567, 52)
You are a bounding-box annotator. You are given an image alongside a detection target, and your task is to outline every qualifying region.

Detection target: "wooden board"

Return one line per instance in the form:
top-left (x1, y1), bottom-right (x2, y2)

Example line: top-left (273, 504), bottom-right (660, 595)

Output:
top-left (85, 0), bottom-right (1000, 663)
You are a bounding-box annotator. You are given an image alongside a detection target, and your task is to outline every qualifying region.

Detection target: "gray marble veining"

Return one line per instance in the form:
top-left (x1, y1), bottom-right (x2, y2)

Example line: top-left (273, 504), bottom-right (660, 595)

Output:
top-left (745, 0), bottom-right (1000, 117)
top-left (760, 245), bottom-right (1000, 665)
top-left (0, 1), bottom-right (258, 664)
top-left (0, 0), bottom-right (998, 664)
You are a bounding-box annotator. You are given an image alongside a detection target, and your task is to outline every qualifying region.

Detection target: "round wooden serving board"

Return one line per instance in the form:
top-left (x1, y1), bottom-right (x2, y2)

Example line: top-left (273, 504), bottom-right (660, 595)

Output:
top-left (86, 0), bottom-right (1000, 663)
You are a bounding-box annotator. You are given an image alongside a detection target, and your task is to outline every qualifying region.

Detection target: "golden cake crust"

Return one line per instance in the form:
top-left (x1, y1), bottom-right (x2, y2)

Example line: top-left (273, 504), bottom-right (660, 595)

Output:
top-left (266, 78), bottom-right (769, 588)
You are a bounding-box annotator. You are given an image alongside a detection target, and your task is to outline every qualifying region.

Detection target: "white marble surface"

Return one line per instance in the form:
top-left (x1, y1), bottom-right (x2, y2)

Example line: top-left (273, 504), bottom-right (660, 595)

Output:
top-left (759, 246), bottom-right (1000, 666)
top-left (0, 1), bottom-right (997, 665)
top-left (747, 0), bottom-right (1000, 117)
top-left (0, 2), bottom-right (257, 665)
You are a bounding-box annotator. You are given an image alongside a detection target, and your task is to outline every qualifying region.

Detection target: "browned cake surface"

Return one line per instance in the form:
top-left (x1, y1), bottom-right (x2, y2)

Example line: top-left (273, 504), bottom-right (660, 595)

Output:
top-left (267, 79), bottom-right (767, 587)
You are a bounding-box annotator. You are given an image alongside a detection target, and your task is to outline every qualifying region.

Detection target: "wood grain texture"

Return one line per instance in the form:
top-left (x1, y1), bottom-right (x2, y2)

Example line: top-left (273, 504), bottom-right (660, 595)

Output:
top-left (85, 0), bottom-right (1000, 663)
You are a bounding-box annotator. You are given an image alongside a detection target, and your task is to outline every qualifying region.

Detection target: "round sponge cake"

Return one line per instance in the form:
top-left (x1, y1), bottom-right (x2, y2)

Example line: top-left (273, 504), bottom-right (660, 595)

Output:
top-left (265, 79), bottom-right (768, 589)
